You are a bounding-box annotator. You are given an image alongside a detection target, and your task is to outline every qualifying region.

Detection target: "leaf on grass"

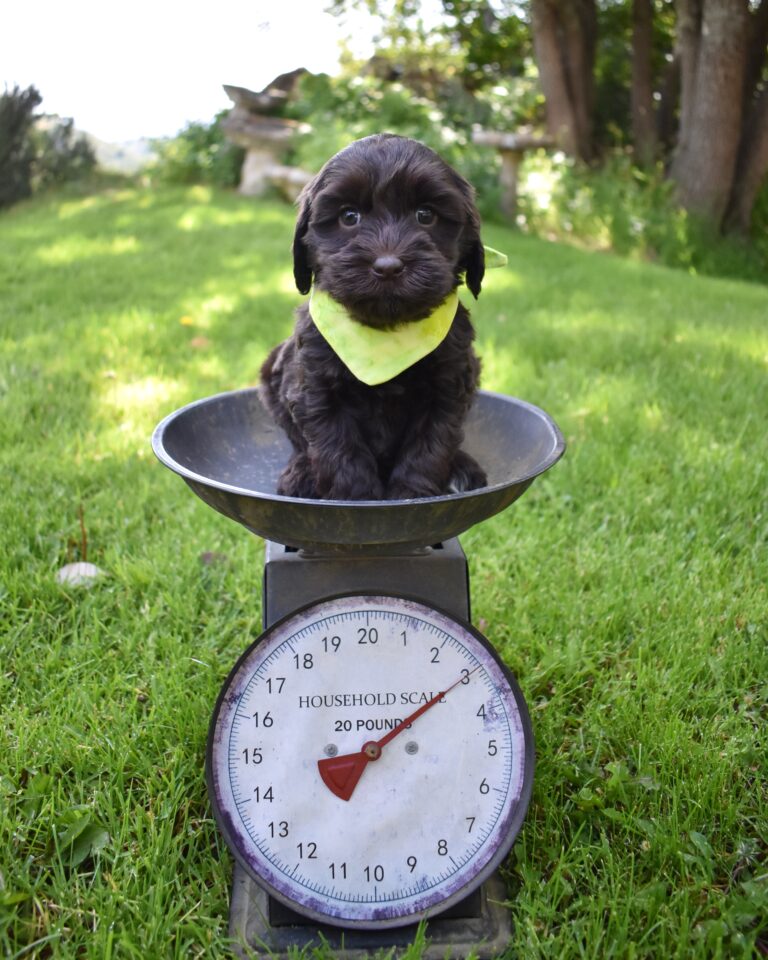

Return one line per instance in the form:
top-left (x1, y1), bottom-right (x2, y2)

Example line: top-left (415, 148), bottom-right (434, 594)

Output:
top-left (50, 806), bottom-right (110, 867)
top-left (56, 812), bottom-right (91, 846)
top-left (634, 775), bottom-right (661, 791)
top-left (66, 823), bottom-right (110, 867)
top-left (636, 818), bottom-right (657, 837)
top-left (694, 918), bottom-right (729, 947)
top-left (636, 880), bottom-right (667, 904)
top-left (0, 889), bottom-right (30, 908)
top-left (55, 562), bottom-right (106, 587)
top-left (689, 831), bottom-right (714, 861)
top-left (604, 761), bottom-right (632, 798)
top-left (601, 807), bottom-right (626, 824)
top-left (54, 811), bottom-right (110, 867)
top-left (20, 772), bottom-right (53, 817)
top-left (729, 880), bottom-right (768, 930)
top-left (575, 786), bottom-right (604, 811)
top-left (603, 760), bottom-right (660, 799)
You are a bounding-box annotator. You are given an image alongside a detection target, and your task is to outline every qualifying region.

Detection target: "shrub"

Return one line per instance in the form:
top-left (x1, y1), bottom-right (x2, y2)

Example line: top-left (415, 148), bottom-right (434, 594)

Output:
top-left (517, 150), bottom-right (768, 283)
top-left (0, 85), bottom-right (42, 209)
top-left (32, 116), bottom-right (97, 188)
top-left (150, 113), bottom-right (244, 188)
top-left (284, 71), bottom-right (507, 219)
top-left (1, 87), bottom-right (100, 208)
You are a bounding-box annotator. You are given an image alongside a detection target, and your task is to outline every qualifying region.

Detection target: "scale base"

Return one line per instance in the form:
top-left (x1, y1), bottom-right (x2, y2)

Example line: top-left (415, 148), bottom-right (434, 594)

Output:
top-left (224, 539), bottom-right (513, 956)
top-left (228, 863), bottom-right (512, 959)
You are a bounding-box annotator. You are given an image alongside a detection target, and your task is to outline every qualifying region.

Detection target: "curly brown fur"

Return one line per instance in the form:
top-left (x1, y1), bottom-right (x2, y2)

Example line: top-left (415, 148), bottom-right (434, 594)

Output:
top-left (260, 134), bottom-right (488, 501)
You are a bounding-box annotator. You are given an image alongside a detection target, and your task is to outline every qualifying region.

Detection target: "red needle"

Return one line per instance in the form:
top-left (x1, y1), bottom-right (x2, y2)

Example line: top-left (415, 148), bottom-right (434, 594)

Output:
top-left (317, 664), bottom-right (480, 801)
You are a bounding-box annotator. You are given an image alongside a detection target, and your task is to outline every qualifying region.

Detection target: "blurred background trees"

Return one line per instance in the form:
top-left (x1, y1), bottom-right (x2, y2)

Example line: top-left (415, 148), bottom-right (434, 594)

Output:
top-left (150, 112), bottom-right (244, 188)
top-left (305, 0), bottom-right (766, 279)
top-left (0, 84), bottom-right (96, 209)
top-left (3, 2), bottom-right (766, 281)
top-left (329, 0), bottom-right (768, 238)
top-left (0, 85), bottom-right (43, 208)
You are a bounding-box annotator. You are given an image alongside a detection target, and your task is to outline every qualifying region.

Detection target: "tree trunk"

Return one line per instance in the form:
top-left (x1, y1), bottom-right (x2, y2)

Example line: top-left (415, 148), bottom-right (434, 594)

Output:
top-left (743, 0), bottom-right (768, 114)
top-left (530, 0), bottom-right (596, 162)
top-left (670, 0), bottom-right (750, 224)
top-left (725, 84), bottom-right (768, 233)
top-left (631, 0), bottom-right (656, 166)
top-left (560, 0), bottom-right (596, 162)
top-left (724, 0), bottom-right (768, 232)
top-left (530, 0), bottom-right (581, 157)
top-left (671, 0), bottom-right (702, 167)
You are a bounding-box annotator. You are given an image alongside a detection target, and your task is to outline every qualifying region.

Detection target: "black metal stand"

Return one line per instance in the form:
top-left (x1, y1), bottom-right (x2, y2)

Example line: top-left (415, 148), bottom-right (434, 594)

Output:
top-left (262, 538), bottom-right (471, 626)
top-left (225, 538), bottom-right (512, 958)
top-left (229, 862), bottom-right (512, 959)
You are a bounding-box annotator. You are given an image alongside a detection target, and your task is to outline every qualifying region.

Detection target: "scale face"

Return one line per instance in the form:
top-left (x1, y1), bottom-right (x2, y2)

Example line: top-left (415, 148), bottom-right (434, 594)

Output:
top-left (207, 593), bottom-right (534, 930)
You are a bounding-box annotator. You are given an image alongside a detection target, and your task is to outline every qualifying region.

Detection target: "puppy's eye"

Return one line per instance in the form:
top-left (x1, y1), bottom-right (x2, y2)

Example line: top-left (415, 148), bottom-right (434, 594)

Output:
top-left (415, 206), bottom-right (435, 226)
top-left (339, 208), bottom-right (361, 227)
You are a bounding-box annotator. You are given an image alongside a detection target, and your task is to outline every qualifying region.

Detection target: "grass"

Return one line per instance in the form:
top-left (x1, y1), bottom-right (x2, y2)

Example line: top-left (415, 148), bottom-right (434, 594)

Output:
top-left (1, 182), bottom-right (766, 959)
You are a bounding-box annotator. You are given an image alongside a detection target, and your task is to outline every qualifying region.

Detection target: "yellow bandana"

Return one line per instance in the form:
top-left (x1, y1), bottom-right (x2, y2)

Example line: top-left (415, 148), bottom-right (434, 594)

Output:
top-left (310, 288), bottom-right (459, 386)
top-left (483, 245), bottom-right (508, 269)
top-left (308, 245), bottom-right (508, 386)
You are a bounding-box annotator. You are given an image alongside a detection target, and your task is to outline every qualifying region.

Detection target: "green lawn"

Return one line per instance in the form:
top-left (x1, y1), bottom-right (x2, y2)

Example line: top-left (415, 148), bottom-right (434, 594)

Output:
top-left (1, 183), bottom-right (766, 959)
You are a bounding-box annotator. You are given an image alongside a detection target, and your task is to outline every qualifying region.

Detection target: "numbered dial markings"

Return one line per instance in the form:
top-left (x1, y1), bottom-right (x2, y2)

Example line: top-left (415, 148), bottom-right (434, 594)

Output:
top-left (207, 595), bottom-right (533, 928)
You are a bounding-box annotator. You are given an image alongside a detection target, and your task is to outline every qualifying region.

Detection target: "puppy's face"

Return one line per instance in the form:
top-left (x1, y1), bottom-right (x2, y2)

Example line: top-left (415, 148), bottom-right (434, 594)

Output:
top-left (293, 135), bottom-right (485, 328)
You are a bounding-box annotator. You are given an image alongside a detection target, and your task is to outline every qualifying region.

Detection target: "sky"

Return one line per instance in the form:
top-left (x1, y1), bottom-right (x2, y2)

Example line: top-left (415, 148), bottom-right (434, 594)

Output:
top-left (1, 1), bottom-right (380, 143)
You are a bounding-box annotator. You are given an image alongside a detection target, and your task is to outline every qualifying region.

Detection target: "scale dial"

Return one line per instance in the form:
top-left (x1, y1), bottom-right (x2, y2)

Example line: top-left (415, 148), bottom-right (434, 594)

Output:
top-left (207, 594), bottom-right (534, 929)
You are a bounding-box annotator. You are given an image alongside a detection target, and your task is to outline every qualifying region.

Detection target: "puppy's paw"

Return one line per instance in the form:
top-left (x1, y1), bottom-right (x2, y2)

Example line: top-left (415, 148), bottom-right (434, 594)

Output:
top-left (277, 454), bottom-right (320, 499)
top-left (447, 450), bottom-right (487, 493)
top-left (386, 477), bottom-right (442, 501)
top-left (326, 474), bottom-right (385, 501)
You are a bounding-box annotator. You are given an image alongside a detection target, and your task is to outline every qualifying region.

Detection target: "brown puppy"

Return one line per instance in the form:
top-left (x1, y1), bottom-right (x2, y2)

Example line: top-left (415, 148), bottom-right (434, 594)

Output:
top-left (260, 134), bottom-right (487, 501)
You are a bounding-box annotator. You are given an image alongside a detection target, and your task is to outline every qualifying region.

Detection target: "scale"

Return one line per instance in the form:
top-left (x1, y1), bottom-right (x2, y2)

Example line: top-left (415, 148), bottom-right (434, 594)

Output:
top-left (152, 387), bottom-right (564, 958)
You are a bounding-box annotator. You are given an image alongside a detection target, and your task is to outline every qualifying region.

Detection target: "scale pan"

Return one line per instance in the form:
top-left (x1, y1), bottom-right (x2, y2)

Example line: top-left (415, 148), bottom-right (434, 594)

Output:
top-left (152, 388), bottom-right (564, 554)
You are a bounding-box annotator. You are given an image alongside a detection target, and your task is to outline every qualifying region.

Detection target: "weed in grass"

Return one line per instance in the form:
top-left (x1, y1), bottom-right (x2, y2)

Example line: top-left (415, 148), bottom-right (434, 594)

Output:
top-left (1, 184), bottom-right (767, 958)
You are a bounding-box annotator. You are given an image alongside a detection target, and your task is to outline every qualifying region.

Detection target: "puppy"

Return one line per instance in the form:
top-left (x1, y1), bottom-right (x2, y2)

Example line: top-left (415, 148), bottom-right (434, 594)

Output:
top-left (260, 133), bottom-right (488, 501)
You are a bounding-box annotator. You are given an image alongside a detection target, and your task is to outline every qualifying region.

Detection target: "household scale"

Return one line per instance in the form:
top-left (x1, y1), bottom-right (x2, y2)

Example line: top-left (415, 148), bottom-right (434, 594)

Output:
top-left (152, 387), bottom-right (564, 958)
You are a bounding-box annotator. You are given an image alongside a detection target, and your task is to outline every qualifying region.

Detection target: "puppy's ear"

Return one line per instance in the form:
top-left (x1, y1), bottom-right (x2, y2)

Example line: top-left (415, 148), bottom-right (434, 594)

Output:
top-left (463, 238), bottom-right (485, 299)
top-left (292, 184), bottom-right (314, 295)
top-left (453, 174), bottom-right (485, 298)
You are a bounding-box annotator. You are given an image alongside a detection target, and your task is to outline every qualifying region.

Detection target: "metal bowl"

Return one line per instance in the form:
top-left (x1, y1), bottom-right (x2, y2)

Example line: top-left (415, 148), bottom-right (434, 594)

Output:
top-left (152, 388), bottom-right (565, 554)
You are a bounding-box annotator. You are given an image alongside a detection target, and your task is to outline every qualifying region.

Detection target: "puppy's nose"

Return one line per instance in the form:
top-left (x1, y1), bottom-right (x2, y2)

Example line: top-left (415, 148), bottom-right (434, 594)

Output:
top-left (372, 254), bottom-right (405, 279)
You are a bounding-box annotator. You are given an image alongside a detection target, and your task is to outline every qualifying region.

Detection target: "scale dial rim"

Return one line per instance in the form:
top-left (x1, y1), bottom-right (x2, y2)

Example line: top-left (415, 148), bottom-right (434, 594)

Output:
top-left (206, 592), bottom-right (535, 930)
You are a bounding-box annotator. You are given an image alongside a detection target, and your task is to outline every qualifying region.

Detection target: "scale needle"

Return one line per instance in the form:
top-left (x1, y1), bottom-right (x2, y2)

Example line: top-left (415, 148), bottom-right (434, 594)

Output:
top-left (317, 664), bottom-right (480, 801)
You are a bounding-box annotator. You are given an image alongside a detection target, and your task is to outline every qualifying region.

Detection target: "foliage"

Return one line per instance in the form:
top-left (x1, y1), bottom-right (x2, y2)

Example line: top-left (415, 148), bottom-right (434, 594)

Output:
top-left (286, 71), bottom-right (448, 161)
top-left (590, 0), bottom-right (676, 152)
top-left (518, 150), bottom-right (768, 283)
top-left (0, 84), bottom-right (42, 208)
top-left (288, 66), bottom-right (549, 218)
top-left (32, 116), bottom-right (97, 189)
top-left (1, 184), bottom-right (766, 957)
top-left (149, 113), bottom-right (244, 188)
top-left (442, 0), bottom-right (531, 90)
top-left (285, 70), bottom-right (495, 213)
top-left (1, 87), bottom-right (100, 209)
top-left (328, 1), bottom-right (766, 238)
top-left (329, 0), bottom-right (677, 148)
top-left (284, 64), bottom-right (767, 285)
